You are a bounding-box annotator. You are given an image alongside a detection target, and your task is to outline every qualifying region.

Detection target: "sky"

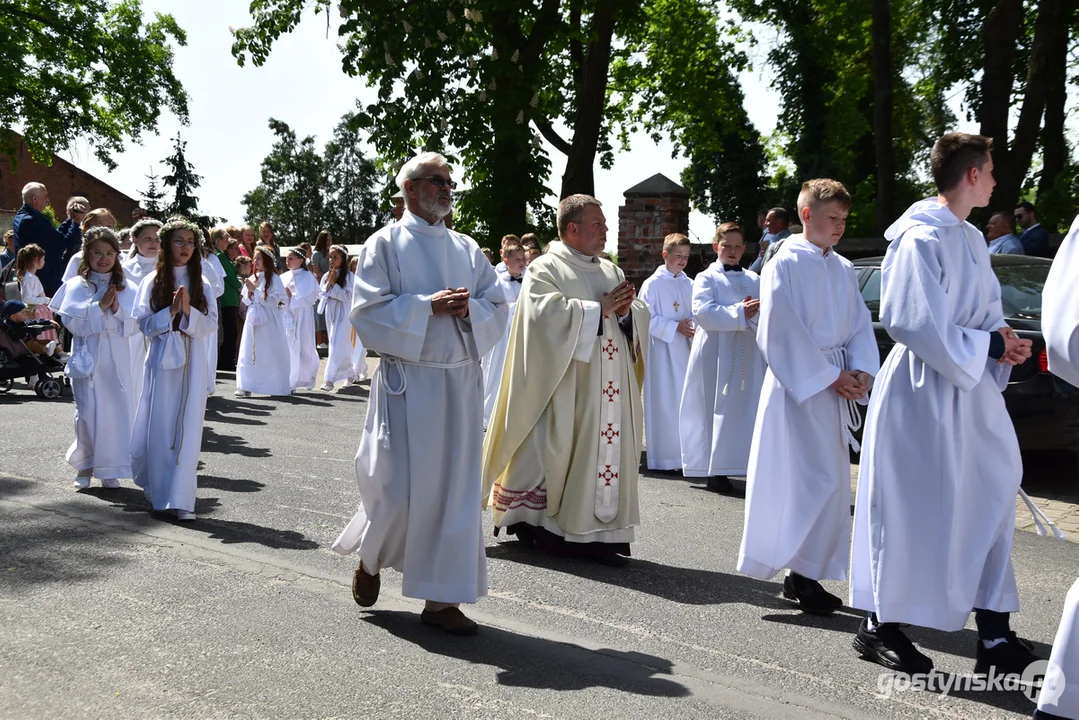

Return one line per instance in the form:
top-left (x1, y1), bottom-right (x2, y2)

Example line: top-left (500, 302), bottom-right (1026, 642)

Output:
top-left (66, 2), bottom-right (796, 250)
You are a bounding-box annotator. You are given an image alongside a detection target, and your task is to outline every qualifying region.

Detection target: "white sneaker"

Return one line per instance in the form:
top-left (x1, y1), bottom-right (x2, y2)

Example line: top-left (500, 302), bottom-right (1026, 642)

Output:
top-left (356, 371), bottom-right (368, 382)
top-left (317, 343), bottom-right (329, 350)
top-left (175, 510), bottom-right (197, 521)
top-left (341, 377), bottom-right (354, 388)
top-left (73, 475), bottom-right (91, 490)
top-left (44, 340), bottom-right (57, 357)
top-left (101, 478), bottom-right (121, 489)
top-left (320, 381), bottom-right (333, 391)
top-left (234, 390), bottom-right (251, 398)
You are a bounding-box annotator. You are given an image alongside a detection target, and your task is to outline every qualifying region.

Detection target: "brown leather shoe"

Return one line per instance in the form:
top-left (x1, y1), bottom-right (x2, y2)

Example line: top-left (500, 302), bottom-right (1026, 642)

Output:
top-left (351, 562), bottom-right (380, 607)
top-left (420, 607), bottom-right (478, 635)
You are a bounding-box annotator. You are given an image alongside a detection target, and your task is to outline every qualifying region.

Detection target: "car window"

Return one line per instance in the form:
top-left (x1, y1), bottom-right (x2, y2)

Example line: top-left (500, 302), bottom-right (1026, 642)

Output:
top-left (994, 264), bottom-right (1048, 319)
top-left (860, 269), bottom-right (881, 321)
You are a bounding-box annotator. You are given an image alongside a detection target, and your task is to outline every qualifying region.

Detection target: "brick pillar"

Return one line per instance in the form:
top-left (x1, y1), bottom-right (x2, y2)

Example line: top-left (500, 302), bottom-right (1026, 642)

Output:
top-left (617, 173), bottom-right (690, 291)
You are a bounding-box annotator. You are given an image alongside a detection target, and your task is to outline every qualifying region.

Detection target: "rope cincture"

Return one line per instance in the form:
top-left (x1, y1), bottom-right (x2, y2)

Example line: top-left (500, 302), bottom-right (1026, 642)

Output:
top-left (375, 354), bottom-right (473, 450)
top-left (824, 346), bottom-right (864, 453)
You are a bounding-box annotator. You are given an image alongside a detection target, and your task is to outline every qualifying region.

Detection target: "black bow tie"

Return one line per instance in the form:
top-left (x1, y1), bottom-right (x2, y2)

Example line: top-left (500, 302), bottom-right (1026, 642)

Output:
top-left (509, 275), bottom-right (523, 283)
top-left (723, 263), bottom-right (742, 272)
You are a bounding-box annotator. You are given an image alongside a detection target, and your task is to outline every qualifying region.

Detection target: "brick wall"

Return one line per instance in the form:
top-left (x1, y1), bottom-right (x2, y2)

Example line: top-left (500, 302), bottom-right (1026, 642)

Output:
top-left (617, 191), bottom-right (691, 291)
top-left (0, 134), bottom-right (141, 226)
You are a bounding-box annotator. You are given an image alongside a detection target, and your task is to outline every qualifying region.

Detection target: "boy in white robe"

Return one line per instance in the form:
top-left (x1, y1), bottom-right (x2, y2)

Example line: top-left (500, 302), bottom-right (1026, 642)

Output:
top-left (639, 233), bottom-right (694, 471)
top-left (680, 223), bottom-right (766, 490)
top-left (849, 133), bottom-right (1038, 676)
top-left (737, 179), bottom-right (878, 615)
top-left (482, 242), bottom-right (525, 428)
top-left (331, 153), bottom-right (507, 635)
top-left (1039, 215), bottom-right (1079, 719)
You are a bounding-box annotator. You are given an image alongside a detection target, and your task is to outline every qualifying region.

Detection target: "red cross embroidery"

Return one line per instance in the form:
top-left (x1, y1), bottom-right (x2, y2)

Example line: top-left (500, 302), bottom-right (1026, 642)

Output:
top-left (599, 465), bottom-right (619, 486)
top-left (601, 423), bottom-right (620, 444)
top-left (603, 339), bottom-right (618, 360)
top-left (602, 381), bottom-right (620, 402)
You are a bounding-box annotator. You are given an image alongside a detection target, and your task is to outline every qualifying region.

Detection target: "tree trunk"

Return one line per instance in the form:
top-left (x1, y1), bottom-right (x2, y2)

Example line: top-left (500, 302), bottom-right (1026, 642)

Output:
top-left (1037, 0), bottom-right (1070, 209)
top-left (559, 0), bottom-right (618, 199)
top-left (979, 0), bottom-right (1023, 212)
top-left (995, 0), bottom-right (1064, 211)
top-left (869, 0), bottom-right (896, 234)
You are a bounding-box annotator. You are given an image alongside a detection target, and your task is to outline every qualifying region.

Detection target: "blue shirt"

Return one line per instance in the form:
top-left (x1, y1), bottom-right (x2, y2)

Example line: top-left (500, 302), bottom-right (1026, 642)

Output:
top-left (988, 233), bottom-right (1025, 255)
top-left (12, 204), bottom-right (82, 296)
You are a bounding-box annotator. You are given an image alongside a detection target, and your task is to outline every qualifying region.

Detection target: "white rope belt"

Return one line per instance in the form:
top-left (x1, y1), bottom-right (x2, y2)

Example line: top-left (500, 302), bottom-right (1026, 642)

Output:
top-left (822, 346), bottom-right (863, 453)
top-left (376, 355), bottom-right (474, 449)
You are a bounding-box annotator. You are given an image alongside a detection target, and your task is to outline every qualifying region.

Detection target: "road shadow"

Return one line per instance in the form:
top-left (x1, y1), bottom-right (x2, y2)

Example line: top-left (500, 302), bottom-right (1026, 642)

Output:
top-left (201, 426), bottom-right (272, 458)
top-left (197, 475), bottom-right (265, 493)
top-left (361, 610), bottom-right (689, 697)
top-left (81, 485), bottom-right (317, 551)
top-left (206, 396), bottom-right (272, 416)
top-left (203, 404), bottom-right (268, 427)
top-left (485, 541), bottom-right (786, 610)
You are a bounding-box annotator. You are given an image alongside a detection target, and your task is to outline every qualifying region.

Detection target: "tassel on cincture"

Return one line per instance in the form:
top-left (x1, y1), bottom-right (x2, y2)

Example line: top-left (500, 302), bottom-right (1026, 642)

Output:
top-left (378, 422), bottom-right (391, 449)
top-left (740, 378), bottom-right (746, 391)
top-left (722, 383), bottom-right (729, 396)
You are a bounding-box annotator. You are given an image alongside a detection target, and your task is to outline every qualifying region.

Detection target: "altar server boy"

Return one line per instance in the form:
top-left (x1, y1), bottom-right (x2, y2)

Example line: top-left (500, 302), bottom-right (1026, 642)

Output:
top-left (639, 233), bottom-right (694, 471)
top-left (482, 242), bottom-right (526, 428)
top-left (737, 179), bottom-right (878, 615)
top-left (680, 223), bottom-right (766, 491)
top-left (850, 133), bottom-right (1038, 677)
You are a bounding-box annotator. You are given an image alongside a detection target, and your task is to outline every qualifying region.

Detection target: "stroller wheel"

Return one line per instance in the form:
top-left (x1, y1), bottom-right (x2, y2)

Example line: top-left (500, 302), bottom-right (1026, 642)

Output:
top-left (33, 380), bottom-right (44, 397)
top-left (0, 378), bottom-right (11, 393)
top-left (39, 378), bottom-right (63, 399)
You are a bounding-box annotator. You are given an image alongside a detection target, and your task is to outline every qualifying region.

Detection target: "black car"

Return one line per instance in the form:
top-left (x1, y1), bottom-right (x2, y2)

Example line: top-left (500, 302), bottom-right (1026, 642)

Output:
top-left (853, 254), bottom-right (1079, 452)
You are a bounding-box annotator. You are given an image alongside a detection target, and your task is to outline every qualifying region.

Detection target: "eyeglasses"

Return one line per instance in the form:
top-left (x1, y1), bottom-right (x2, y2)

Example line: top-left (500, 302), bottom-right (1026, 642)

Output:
top-left (414, 176), bottom-right (458, 190)
top-left (172, 239), bottom-right (197, 249)
top-left (90, 250), bottom-right (116, 260)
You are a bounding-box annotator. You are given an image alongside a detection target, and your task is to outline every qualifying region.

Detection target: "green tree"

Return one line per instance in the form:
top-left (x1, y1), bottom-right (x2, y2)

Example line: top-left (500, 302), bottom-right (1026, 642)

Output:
top-left (141, 166), bottom-right (167, 218)
top-left (232, 0), bottom-right (755, 246)
top-left (242, 119), bottom-right (327, 246)
top-left (323, 114), bottom-right (387, 244)
top-left (162, 132), bottom-right (203, 220)
top-left (0, 0), bottom-right (189, 169)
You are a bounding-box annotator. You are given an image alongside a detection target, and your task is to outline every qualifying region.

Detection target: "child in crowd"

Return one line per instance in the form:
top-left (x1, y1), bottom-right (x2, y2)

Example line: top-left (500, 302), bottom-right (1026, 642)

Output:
top-left (236, 246), bottom-right (291, 397)
top-left (17, 243), bottom-right (57, 344)
top-left (525, 246), bottom-right (542, 266)
top-left (681, 223), bottom-right (766, 492)
top-left (348, 256), bottom-right (368, 382)
top-left (258, 221), bottom-right (285, 272)
top-left (201, 229), bottom-right (226, 395)
top-left (493, 234), bottom-right (520, 276)
top-left (131, 218), bottom-right (218, 521)
top-left (281, 247), bottom-right (319, 391)
top-left (233, 254), bottom-right (252, 358)
top-left (63, 208), bottom-right (117, 283)
top-left (639, 233), bottom-right (694, 471)
top-left (737, 179), bottom-right (879, 615)
top-left (482, 241), bottom-right (526, 428)
top-left (0, 300), bottom-right (59, 358)
top-left (318, 244), bottom-right (355, 391)
top-left (51, 227), bottom-right (137, 489)
top-left (122, 218), bottom-right (163, 410)
top-left (1, 230), bottom-right (15, 268)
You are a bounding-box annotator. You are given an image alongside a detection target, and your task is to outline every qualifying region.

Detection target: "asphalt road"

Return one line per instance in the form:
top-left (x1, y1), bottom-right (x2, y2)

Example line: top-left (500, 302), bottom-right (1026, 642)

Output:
top-left (1, 367), bottom-right (1077, 719)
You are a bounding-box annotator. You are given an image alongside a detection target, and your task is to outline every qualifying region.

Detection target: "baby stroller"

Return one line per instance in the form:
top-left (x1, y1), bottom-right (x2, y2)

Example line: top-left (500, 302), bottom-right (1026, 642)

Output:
top-left (0, 337), bottom-right (67, 399)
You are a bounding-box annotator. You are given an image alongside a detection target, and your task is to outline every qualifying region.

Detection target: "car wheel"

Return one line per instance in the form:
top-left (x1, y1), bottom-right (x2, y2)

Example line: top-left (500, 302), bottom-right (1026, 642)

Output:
top-left (0, 378), bottom-right (11, 393)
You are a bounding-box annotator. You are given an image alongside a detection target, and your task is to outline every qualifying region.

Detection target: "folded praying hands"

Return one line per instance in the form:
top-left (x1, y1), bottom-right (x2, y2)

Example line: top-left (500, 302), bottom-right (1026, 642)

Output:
top-left (432, 287), bottom-right (470, 318)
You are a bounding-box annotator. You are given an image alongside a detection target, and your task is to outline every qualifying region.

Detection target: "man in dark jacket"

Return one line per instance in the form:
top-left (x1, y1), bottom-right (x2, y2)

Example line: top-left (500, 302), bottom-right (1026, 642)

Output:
top-left (1015, 201), bottom-right (1051, 258)
top-left (12, 183), bottom-right (85, 296)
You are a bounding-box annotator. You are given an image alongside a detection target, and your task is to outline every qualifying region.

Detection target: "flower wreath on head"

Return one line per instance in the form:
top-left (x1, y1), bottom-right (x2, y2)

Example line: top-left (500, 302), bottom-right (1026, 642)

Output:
top-left (160, 217), bottom-right (204, 246)
top-left (130, 217), bottom-right (163, 239)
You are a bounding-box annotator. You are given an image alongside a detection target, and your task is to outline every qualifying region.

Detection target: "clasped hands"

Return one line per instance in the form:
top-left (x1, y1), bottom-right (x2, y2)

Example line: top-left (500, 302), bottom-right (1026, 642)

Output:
top-left (601, 281), bottom-right (635, 319)
top-left (432, 287), bottom-right (470, 318)
top-left (997, 326), bottom-right (1032, 366)
top-left (98, 285), bottom-right (120, 314)
top-left (169, 286), bottom-right (191, 317)
top-left (832, 370), bottom-right (872, 401)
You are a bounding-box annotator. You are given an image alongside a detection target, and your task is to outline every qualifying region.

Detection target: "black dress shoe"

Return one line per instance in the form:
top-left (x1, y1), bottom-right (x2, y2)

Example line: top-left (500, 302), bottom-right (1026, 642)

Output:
top-left (1033, 709), bottom-right (1070, 719)
top-left (706, 475), bottom-right (735, 493)
top-left (974, 633), bottom-right (1042, 676)
top-left (782, 572), bottom-right (843, 615)
top-left (853, 617), bottom-right (934, 674)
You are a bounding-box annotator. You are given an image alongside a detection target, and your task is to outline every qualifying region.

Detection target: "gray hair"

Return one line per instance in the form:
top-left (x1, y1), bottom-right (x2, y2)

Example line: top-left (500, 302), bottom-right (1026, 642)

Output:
top-left (67, 195), bottom-right (89, 212)
top-left (395, 152), bottom-right (450, 192)
top-left (557, 194), bottom-right (603, 237)
top-left (21, 182), bottom-right (45, 204)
